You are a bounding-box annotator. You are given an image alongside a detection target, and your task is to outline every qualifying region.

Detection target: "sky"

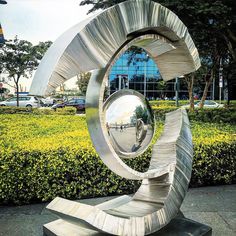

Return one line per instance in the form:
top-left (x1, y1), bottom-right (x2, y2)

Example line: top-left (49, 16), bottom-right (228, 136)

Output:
top-left (0, 0), bottom-right (95, 93)
top-left (106, 95), bottom-right (143, 124)
top-left (0, 0), bottom-right (92, 44)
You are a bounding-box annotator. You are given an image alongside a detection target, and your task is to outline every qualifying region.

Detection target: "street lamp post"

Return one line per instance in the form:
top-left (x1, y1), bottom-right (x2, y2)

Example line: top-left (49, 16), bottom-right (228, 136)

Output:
top-left (219, 58), bottom-right (223, 104)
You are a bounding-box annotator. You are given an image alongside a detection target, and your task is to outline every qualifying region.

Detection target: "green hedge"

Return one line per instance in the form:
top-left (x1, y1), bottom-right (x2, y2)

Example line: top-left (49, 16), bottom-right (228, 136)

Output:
top-left (0, 111), bottom-right (235, 205)
top-left (192, 141), bottom-right (236, 187)
top-left (187, 108), bottom-right (236, 124)
top-left (152, 107), bottom-right (236, 124)
top-left (0, 106), bottom-right (77, 115)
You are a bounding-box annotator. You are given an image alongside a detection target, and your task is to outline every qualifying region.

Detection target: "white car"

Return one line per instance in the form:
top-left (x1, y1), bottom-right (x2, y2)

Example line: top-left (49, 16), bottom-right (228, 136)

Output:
top-left (195, 100), bottom-right (224, 108)
top-left (0, 96), bottom-right (41, 108)
top-left (40, 97), bottom-right (56, 107)
top-left (182, 100), bottom-right (224, 109)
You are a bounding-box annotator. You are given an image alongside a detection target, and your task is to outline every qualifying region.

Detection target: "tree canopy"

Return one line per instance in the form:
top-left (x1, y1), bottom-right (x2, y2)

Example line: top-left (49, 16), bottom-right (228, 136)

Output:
top-left (0, 37), bottom-right (52, 106)
top-left (80, 0), bottom-right (236, 103)
top-left (76, 72), bottom-right (91, 95)
top-left (80, 0), bottom-right (235, 61)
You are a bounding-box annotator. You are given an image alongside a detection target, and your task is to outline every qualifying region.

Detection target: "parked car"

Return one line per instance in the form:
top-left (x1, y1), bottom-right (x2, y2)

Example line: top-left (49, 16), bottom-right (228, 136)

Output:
top-left (0, 96), bottom-right (41, 108)
top-left (51, 98), bottom-right (85, 112)
top-left (40, 97), bottom-right (56, 107)
top-left (182, 100), bottom-right (224, 109)
top-left (196, 100), bottom-right (224, 108)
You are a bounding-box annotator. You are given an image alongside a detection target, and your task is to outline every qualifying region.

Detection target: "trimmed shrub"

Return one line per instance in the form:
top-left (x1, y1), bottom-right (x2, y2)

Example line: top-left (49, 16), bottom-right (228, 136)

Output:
top-left (0, 106), bottom-right (77, 115)
top-left (0, 106), bottom-right (33, 114)
top-left (152, 107), bottom-right (236, 124)
top-left (187, 108), bottom-right (236, 124)
top-left (0, 111), bottom-right (235, 205)
top-left (190, 122), bottom-right (236, 186)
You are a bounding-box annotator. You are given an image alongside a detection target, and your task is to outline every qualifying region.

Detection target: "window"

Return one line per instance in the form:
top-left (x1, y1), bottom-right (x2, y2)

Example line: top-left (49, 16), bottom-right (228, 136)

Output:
top-left (9, 97), bottom-right (17, 101)
top-left (75, 99), bottom-right (85, 104)
top-left (68, 99), bottom-right (76, 104)
top-left (108, 47), bottom-right (182, 98)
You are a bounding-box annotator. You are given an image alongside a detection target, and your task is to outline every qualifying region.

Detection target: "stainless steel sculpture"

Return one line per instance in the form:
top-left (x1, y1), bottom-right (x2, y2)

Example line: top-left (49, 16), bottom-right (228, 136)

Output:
top-left (44, 108), bottom-right (194, 236)
top-left (103, 89), bottom-right (155, 159)
top-left (29, 0), bottom-right (212, 235)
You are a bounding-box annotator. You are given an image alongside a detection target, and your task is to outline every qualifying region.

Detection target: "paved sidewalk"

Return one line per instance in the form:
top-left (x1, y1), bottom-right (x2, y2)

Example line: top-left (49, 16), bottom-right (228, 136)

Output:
top-left (0, 185), bottom-right (235, 236)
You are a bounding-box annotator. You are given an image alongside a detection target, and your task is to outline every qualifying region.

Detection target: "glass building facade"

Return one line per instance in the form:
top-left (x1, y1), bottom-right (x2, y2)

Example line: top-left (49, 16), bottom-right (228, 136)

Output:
top-left (108, 48), bottom-right (217, 100)
top-left (108, 49), bottom-right (178, 100)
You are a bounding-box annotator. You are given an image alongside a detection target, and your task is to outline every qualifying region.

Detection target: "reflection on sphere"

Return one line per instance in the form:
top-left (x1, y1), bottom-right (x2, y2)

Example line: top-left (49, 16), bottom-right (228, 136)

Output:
top-left (104, 90), bottom-right (155, 159)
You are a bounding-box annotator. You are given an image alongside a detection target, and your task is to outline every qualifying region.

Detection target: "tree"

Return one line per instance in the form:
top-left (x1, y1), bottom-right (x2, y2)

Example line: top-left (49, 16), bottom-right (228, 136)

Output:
top-left (184, 73), bottom-right (195, 112)
top-left (80, 0), bottom-right (235, 61)
top-left (0, 37), bottom-right (52, 106)
top-left (80, 0), bottom-right (236, 104)
top-left (76, 72), bottom-right (91, 95)
top-left (80, 0), bottom-right (125, 14)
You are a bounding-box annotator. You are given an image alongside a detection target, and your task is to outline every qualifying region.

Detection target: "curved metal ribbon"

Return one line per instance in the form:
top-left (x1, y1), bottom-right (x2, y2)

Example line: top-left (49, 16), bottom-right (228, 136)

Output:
top-left (30, 0), bottom-right (199, 234)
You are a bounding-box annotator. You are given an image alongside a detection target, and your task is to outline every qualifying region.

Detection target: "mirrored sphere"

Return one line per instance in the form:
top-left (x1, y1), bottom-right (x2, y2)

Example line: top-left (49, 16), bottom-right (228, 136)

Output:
top-left (103, 89), bottom-right (155, 159)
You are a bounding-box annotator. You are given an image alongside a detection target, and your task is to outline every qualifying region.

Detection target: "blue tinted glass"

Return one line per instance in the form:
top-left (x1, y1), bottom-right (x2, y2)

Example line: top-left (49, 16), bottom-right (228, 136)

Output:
top-left (108, 47), bottom-right (164, 95)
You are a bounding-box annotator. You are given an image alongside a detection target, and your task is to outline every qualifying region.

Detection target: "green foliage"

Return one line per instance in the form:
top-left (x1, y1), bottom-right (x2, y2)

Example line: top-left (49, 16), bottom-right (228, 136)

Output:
top-left (134, 105), bottom-right (148, 123)
top-left (0, 106), bottom-right (33, 114)
top-left (191, 121), bottom-right (236, 186)
top-left (0, 37), bottom-right (52, 106)
top-left (0, 111), bottom-right (235, 205)
top-left (187, 108), bottom-right (236, 124)
top-left (76, 72), bottom-right (91, 95)
top-left (0, 106), bottom-right (77, 115)
top-left (80, 0), bottom-right (236, 101)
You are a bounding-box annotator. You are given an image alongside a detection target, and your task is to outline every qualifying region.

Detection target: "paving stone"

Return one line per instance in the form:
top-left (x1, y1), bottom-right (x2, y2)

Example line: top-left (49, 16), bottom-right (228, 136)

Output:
top-left (182, 212), bottom-right (235, 236)
top-left (0, 203), bottom-right (47, 217)
top-left (0, 185), bottom-right (235, 236)
top-left (181, 185), bottom-right (236, 212)
top-left (218, 211), bottom-right (236, 232)
top-left (0, 215), bottom-right (56, 236)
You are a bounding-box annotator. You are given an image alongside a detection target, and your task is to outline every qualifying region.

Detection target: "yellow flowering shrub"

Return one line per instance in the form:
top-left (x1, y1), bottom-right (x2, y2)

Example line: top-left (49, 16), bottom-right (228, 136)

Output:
top-left (0, 113), bottom-right (235, 205)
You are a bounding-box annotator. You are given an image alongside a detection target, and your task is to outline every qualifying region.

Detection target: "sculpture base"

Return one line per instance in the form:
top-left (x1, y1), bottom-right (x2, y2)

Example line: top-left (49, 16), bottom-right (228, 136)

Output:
top-left (43, 215), bottom-right (212, 236)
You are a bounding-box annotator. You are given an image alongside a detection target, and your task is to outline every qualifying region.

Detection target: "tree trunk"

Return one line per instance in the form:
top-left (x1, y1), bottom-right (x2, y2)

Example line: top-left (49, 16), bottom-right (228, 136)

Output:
top-left (185, 73), bottom-right (195, 112)
top-left (199, 70), bottom-right (214, 109)
top-left (14, 75), bottom-right (20, 107)
top-left (225, 29), bottom-right (236, 63)
top-left (224, 35), bottom-right (236, 63)
top-left (16, 83), bottom-right (19, 107)
top-left (226, 75), bottom-right (230, 106)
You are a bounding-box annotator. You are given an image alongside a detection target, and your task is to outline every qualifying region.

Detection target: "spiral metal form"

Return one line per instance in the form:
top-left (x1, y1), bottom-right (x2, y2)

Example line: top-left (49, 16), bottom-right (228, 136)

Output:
top-left (29, 0), bottom-right (198, 235)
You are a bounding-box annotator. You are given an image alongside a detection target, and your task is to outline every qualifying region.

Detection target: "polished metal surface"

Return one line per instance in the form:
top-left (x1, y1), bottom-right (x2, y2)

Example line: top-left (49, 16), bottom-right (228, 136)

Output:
top-left (28, 0), bottom-right (201, 235)
top-left (103, 89), bottom-right (154, 159)
top-left (86, 68), bottom-right (169, 180)
top-left (29, 0), bottom-right (200, 96)
top-left (44, 214), bottom-right (212, 236)
top-left (45, 109), bottom-right (194, 235)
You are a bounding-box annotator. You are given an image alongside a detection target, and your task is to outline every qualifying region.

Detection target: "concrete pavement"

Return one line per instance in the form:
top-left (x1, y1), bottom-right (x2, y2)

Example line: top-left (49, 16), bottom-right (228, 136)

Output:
top-left (0, 185), bottom-right (235, 236)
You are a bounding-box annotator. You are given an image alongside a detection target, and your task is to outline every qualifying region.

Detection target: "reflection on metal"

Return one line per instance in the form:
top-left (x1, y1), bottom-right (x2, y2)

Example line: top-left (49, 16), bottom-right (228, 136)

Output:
top-left (45, 109), bottom-right (194, 235)
top-left (28, 0), bottom-right (202, 235)
top-left (29, 0), bottom-right (200, 97)
top-left (136, 119), bottom-right (147, 144)
top-left (86, 69), bottom-right (167, 180)
top-left (103, 89), bottom-right (154, 159)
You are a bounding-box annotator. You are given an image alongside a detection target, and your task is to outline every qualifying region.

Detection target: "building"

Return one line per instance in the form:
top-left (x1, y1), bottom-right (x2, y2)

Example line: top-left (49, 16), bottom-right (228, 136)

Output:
top-left (108, 48), bottom-right (187, 100)
top-left (108, 48), bottom-right (221, 100)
